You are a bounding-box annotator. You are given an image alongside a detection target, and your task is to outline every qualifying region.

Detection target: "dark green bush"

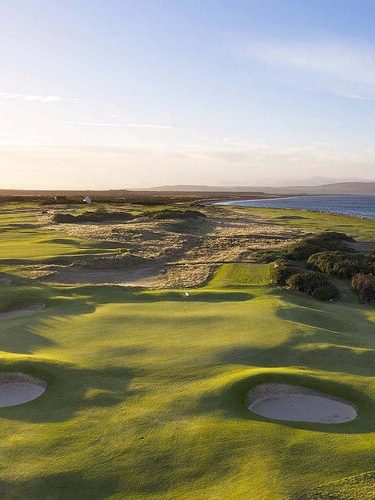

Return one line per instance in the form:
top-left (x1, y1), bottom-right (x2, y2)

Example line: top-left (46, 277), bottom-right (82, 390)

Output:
top-left (53, 211), bottom-right (134, 223)
top-left (252, 249), bottom-right (285, 263)
top-left (269, 259), bottom-right (298, 286)
top-left (286, 271), bottom-right (339, 301)
top-left (287, 241), bottom-right (323, 260)
top-left (144, 209), bottom-right (206, 220)
top-left (308, 251), bottom-right (375, 279)
top-left (286, 231), bottom-right (355, 260)
top-left (352, 273), bottom-right (375, 305)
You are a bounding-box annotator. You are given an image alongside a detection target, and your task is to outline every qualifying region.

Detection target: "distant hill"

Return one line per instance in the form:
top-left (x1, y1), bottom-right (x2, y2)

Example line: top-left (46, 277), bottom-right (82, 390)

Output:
top-left (1, 182), bottom-right (374, 198)
top-left (150, 182), bottom-right (375, 195)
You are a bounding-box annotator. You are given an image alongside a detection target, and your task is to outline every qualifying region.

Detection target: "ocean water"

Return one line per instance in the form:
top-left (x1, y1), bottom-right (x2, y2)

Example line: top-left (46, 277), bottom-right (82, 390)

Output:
top-left (220, 195), bottom-right (375, 219)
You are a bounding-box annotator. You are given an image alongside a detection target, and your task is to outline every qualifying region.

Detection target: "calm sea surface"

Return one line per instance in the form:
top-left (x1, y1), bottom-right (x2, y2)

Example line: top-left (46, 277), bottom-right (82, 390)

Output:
top-left (219, 195), bottom-right (375, 219)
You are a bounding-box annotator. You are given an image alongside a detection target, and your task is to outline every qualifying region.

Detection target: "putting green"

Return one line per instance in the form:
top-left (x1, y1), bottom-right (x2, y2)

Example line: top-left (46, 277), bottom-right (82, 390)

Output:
top-left (0, 206), bottom-right (374, 498)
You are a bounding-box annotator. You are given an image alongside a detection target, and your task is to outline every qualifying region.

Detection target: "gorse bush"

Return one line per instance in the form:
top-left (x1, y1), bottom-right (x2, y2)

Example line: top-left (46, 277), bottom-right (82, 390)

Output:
top-left (352, 274), bottom-right (375, 305)
top-left (286, 271), bottom-right (340, 301)
top-left (269, 259), bottom-right (299, 286)
top-left (252, 249), bottom-right (285, 263)
top-left (286, 231), bottom-right (355, 260)
top-left (308, 251), bottom-right (375, 279)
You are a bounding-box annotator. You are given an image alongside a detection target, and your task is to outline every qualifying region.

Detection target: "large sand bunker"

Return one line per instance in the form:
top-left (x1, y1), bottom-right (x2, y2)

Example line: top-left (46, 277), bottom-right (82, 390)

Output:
top-left (0, 372), bottom-right (46, 407)
top-left (0, 303), bottom-right (45, 319)
top-left (247, 383), bottom-right (357, 423)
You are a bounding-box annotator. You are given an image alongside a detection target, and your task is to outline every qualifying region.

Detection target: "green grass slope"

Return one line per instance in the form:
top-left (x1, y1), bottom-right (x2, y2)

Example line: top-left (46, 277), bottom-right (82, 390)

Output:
top-left (207, 263), bottom-right (271, 287)
top-left (0, 205), bottom-right (374, 499)
top-left (299, 470), bottom-right (375, 499)
top-left (0, 282), bottom-right (374, 499)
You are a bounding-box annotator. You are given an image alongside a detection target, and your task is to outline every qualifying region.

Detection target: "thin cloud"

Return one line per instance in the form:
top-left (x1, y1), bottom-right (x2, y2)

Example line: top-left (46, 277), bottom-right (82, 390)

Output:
top-left (0, 92), bottom-right (77, 103)
top-left (63, 121), bottom-right (174, 129)
top-left (242, 37), bottom-right (375, 98)
top-left (1, 144), bottom-right (374, 189)
top-left (331, 90), bottom-right (372, 101)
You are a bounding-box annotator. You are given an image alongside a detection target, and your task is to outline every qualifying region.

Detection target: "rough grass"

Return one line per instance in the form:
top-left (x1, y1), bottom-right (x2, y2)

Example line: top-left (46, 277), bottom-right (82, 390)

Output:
top-left (231, 207), bottom-right (375, 242)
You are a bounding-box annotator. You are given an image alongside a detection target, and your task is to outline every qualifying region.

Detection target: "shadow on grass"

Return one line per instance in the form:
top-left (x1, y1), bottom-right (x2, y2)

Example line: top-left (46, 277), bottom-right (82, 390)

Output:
top-left (0, 359), bottom-right (144, 423)
top-left (196, 371), bottom-right (375, 434)
top-left (216, 333), bottom-right (375, 377)
top-left (76, 287), bottom-right (254, 304)
top-left (0, 470), bottom-right (119, 500)
top-left (0, 324), bottom-right (55, 354)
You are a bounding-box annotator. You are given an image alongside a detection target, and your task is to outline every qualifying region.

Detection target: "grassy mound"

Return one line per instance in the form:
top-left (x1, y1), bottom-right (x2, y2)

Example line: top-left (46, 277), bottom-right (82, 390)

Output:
top-left (79, 253), bottom-right (149, 269)
top-left (53, 211), bottom-right (135, 223)
top-left (143, 208), bottom-right (207, 220)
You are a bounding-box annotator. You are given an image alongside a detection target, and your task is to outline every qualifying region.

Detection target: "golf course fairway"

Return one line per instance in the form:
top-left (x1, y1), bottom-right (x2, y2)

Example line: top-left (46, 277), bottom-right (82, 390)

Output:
top-left (0, 205), bottom-right (374, 499)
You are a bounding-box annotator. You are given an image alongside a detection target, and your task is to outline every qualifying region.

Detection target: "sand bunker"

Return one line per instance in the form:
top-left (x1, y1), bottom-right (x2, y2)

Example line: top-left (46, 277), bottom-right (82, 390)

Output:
top-left (247, 383), bottom-right (357, 423)
top-left (0, 372), bottom-right (46, 407)
top-left (0, 303), bottom-right (45, 319)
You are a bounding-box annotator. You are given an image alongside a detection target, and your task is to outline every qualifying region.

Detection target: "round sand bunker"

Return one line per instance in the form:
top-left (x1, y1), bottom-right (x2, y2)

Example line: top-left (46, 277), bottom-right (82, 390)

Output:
top-left (247, 383), bottom-right (357, 424)
top-left (0, 372), bottom-right (46, 407)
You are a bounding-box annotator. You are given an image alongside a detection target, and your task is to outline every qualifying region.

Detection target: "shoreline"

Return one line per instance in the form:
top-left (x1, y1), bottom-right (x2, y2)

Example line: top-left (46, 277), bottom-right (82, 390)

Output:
top-left (214, 195), bottom-right (375, 221)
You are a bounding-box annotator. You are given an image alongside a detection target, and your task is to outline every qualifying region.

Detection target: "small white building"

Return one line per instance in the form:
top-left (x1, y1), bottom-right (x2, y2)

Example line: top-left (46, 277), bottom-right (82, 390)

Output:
top-left (83, 196), bottom-right (92, 204)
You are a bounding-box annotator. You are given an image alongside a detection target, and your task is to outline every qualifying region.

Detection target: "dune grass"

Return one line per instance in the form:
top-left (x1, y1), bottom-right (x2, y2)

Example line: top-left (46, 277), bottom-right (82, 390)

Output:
top-left (233, 206), bottom-right (375, 241)
top-left (0, 204), bottom-right (374, 498)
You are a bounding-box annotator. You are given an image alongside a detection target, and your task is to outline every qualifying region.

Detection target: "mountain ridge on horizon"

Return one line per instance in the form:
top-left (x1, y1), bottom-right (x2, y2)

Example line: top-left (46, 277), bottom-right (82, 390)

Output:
top-left (148, 181), bottom-right (375, 195)
top-left (0, 181), bottom-right (374, 196)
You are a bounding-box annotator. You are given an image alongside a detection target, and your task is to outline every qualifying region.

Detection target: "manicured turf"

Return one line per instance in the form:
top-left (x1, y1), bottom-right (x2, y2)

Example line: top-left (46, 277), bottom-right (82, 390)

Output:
top-left (0, 205), bottom-right (374, 499)
top-left (208, 263), bottom-right (271, 287)
top-left (0, 204), bottom-right (121, 266)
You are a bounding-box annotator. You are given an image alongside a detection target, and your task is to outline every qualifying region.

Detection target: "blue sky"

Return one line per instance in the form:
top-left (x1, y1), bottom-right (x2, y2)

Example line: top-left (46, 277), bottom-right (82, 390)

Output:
top-left (1, 0), bottom-right (375, 188)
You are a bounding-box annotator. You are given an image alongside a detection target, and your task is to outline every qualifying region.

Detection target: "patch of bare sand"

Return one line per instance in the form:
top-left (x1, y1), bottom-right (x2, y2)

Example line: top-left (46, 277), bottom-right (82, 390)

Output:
top-left (46, 264), bottom-right (162, 285)
top-left (247, 383), bottom-right (357, 424)
top-left (0, 372), bottom-right (46, 407)
top-left (44, 262), bottom-right (215, 288)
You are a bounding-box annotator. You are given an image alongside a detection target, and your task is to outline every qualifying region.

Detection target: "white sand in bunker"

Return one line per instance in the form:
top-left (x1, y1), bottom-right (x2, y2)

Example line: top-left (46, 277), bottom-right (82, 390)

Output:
top-left (247, 383), bottom-right (357, 423)
top-left (0, 303), bottom-right (45, 319)
top-left (0, 372), bottom-right (46, 407)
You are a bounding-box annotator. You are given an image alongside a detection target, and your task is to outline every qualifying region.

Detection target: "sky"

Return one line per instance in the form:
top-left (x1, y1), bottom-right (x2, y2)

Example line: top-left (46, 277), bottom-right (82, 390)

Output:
top-left (1, 0), bottom-right (375, 189)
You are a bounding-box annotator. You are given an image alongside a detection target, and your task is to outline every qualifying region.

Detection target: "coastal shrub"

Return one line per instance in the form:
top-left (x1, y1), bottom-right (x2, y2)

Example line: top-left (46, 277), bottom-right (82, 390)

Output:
top-left (252, 249), bottom-right (285, 263)
top-left (287, 241), bottom-right (323, 260)
top-left (53, 211), bottom-right (134, 223)
top-left (143, 209), bottom-right (206, 220)
top-left (308, 251), bottom-right (375, 279)
top-left (286, 231), bottom-right (355, 260)
top-left (286, 271), bottom-right (339, 301)
top-left (352, 273), bottom-right (375, 305)
top-left (269, 259), bottom-right (298, 286)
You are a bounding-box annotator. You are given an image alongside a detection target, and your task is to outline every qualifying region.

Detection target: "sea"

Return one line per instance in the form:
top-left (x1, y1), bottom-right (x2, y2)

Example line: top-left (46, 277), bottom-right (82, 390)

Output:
top-left (219, 195), bottom-right (375, 220)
